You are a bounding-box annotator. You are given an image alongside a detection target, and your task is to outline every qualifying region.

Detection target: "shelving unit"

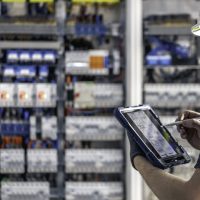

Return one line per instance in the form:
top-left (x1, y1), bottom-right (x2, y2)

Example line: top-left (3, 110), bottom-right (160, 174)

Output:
top-left (142, 0), bottom-right (200, 199)
top-left (0, 0), bottom-right (127, 200)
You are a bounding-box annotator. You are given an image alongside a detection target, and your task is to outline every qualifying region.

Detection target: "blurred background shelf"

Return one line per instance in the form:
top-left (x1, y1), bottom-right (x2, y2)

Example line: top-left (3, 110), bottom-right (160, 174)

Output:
top-left (0, 23), bottom-right (57, 35)
top-left (0, 41), bottom-right (61, 49)
top-left (144, 25), bottom-right (193, 35)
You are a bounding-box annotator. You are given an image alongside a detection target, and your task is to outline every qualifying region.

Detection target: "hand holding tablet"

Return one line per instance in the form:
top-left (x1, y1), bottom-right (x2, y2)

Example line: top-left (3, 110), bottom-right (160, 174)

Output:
top-left (114, 105), bottom-right (191, 169)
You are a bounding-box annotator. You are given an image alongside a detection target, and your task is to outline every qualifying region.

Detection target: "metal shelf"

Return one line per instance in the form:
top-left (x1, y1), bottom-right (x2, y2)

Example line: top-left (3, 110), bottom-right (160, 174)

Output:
top-left (144, 25), bottom-right (192, 35)
top-left (145, 65), bottom-right (200, 69)
top-left (66, 68), bottom-right (109, 75)
top-left (65, 23), bottom-right (121, 37)
top-left (0, 41), bottom-right (61, 49)
top-left (0, 23), bottom-right (57, 35)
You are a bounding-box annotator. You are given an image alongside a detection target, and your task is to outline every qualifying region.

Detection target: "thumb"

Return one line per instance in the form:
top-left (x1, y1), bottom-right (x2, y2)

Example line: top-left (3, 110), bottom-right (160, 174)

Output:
top-left (182, 119), bottom-right (200, 129)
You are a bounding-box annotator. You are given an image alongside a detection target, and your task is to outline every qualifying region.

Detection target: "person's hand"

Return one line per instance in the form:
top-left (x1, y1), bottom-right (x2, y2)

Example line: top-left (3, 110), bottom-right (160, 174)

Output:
top-left (126, 131), bottom-right (145, 170)
top-left (177, 110), bottom-right (200, 150)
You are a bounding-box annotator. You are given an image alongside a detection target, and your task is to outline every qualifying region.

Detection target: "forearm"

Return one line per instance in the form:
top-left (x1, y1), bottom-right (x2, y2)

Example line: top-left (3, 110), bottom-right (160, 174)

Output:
top-left (134, 156), bottom-right (191, 200)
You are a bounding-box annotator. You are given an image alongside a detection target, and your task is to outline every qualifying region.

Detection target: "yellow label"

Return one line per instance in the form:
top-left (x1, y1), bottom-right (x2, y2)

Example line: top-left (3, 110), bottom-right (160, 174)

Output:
top-left (29, 0), bottom-right (54, 3)
top-left (2, 0), bottom-right (54, 2)
top-left (72, 0), bottom-right (119, 3)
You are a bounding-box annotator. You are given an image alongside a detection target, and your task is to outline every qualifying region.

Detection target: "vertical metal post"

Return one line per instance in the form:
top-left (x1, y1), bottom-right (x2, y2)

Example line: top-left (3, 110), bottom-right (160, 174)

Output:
top-left (56, 0), bottom-right (66, 199)
top-left (126, 0), bottom-right (143, 200)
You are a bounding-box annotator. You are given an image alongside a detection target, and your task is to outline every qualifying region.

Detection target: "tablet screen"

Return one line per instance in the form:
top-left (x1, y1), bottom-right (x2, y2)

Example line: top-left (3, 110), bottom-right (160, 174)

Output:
top-left (123, 110), bottom-right (179, 158)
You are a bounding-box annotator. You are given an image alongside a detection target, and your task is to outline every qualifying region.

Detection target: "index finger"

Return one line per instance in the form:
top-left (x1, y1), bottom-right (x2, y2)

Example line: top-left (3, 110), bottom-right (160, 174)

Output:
top-left (179, 110), bottom-right (200, 120)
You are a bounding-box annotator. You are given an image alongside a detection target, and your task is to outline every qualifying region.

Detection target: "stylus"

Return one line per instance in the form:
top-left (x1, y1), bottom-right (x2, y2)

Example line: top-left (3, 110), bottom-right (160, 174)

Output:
top-left (164, 121), bottom-right (184, 127)
top-left (164, 117), bottom-right (200, 127)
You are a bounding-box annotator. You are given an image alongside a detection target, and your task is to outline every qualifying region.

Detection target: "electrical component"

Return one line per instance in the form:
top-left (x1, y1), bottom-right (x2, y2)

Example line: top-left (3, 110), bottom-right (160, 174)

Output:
top-left (36, 83), bottom-right (57, 107)
top-left (27, 149), bottom-right (57, 173)
top-left (65, 182), bottom-right (123, 200)
top-left (65, 149), bottom-right (123, 173)
top-left (32, 51), bottom-right (43, 62)
top-left (74, 82), bottom-right (123, 108)
top-left (75, 24), bottom-right (107, 36)
top-left (17, 84), bottom-right (34, 107)
top-left (30, 116), bottom-right (57, 139)
top-left (7, 50), bottom-right (18, 63)
top-left (19, 51), bottom-right (31, 62)
top-left (30, 116), bottom-right (36, 139)
top-left (0, 120), bottom-right (29, 137)
top-left (0, 149), bottom-right (25, 174)
top-left (39, 65), bottom-right (49, 78)
top-left (145, 36), bottom-right (194, 66)
top-left (2, 65), bottom-right (36, 79)
top-left (66, 116), bottom-right (123, 141)
top-left (16, 66), bottom-right (36, 79)
top-left (43, 51), bottom-right (56, 63)
top-left (42, 116), bottom-right (57, 139)
top-left (1, 182), bottom-right (50, 200)
top-left (144, 84), bottom-right (200, 108)
top-left (3, 66), bottom-right (15, 77)
top-left (6, 50), bottom-right (56, 63)
top-left (0, 84), bottom-right (16, 107)
top-left (65, 50), bottom-right (109, 75)
top-left (0, 83), bottom-right (56, 107)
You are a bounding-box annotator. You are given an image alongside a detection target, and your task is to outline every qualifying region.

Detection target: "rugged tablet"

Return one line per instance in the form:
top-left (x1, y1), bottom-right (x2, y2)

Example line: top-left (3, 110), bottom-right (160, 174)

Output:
top-left (114, 105), bottom-right (191, 169)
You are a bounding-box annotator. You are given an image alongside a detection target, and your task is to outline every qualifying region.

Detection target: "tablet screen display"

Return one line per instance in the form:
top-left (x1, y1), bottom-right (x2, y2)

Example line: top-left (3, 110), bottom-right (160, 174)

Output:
top-left (123, 110), bottom-right (179, 158)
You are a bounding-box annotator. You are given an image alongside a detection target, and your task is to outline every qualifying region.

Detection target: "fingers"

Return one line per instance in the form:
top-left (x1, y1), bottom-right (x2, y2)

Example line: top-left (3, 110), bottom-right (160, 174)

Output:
top-left (176, 110), bottom-right (200, 133)
top-left (179, 110), bottom-right (200, 120)
top-left (182, 119), bottom-right (200, 129)
top-left (179, 127), bottom-right (187, 139)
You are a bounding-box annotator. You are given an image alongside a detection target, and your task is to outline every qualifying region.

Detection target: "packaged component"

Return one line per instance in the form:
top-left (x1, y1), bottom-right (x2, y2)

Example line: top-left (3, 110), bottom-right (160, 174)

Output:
top-left (66, 116), bottom-right (123, 141)
top-left (42, 116), bottom-right (57, 139)
top-left (0, 149), bottom-right (25, 174)
top-left (17, 84), bottom-right (34, 107)
top-left (27, 149), bottom-right (57, 173)
top-left (74, 82), bottom-right (123, 108)
top-left (65, 50), bottom-right (109, 75)
top-left (144, 84), bottom-right (200, 108)
top-left (36, 83), bottom-right (57, 107)
top-left (65, 149), bottom-right (123, 173)
top-left (1, 182), bottom-right (50, 200)
top-left (65, 182), bottom-right (123, 200)
top-left (0, 84), bottom-right (16, 107)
